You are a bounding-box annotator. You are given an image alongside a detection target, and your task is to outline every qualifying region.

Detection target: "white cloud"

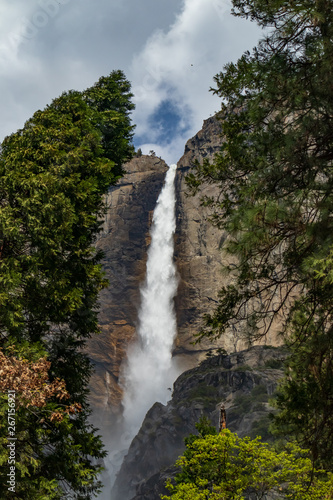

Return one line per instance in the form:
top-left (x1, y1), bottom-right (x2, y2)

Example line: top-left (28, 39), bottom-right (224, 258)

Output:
top-left (130, 0), bottom-right (262, 162)
top-left (0, 0), bottom-right (261, 163)
top-left (0, 0), bottom-right (181, 140)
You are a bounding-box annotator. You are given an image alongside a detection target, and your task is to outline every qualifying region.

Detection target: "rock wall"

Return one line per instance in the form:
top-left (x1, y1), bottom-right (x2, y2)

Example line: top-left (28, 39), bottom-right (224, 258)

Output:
top-left (173, 115), bottom-right (282, 369)
top-left (112, 346), bottom-right (287, 500)
top-left (87, 155), bottom-right (168, 428)
top-left (88, 115), bottom-right (283, 424)
top-left (173, 116), bottom-right (227, 365)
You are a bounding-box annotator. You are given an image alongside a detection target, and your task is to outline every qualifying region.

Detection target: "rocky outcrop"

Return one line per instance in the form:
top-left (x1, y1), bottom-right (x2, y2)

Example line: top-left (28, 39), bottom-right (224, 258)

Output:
top-left (87, 155), bottom-right (168, 427)
top-left (173, 115), bottom-right (283, 369)
top-left (112, 346), bottom-right (288, 500)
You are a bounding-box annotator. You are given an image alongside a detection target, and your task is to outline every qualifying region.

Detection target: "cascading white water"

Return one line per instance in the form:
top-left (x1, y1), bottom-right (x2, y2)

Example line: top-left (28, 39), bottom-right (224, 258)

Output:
top-left (96, 164), bottom-right (180, 500)
top-left (121, 163), bottom-right (180, 436)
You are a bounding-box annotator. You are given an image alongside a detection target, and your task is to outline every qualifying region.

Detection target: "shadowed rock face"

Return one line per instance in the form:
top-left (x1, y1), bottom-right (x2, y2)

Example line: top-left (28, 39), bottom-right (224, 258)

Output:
top-left (87, 155), bottom-right (168, 428)
top-left (112, 346), bottom-right (288, 500)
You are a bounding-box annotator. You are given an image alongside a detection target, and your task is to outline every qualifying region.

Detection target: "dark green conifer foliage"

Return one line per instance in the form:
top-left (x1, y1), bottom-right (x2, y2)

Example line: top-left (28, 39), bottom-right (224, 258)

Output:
top-left (187, 0), bottom-right (333, 468)
top-left (0, 71), bottom-right (134, 498)
top-left (83, 70), bottom-right (135, 175)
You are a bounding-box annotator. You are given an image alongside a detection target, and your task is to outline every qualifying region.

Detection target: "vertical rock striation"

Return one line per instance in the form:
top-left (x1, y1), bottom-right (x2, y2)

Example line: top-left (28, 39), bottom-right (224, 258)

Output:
top-left (173, 115), bottom-right (282, 368)
top-left (87, 155), bottom-right (168, 429)
top-left (173, 116), bottom-right (227, 364)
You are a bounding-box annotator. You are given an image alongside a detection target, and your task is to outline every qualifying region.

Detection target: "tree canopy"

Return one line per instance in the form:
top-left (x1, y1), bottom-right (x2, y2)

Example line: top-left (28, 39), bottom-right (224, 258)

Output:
top-left (0, 70), bottom-right (134, 498)
top-left (162, 421), bottom-right (333, 500)
top-left (187, 0), bottom-right (333, 468)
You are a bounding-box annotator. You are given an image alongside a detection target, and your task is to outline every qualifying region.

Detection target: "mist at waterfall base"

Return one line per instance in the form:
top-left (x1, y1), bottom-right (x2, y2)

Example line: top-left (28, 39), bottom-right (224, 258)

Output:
top-left (94, 164), bottom-right (182, 500)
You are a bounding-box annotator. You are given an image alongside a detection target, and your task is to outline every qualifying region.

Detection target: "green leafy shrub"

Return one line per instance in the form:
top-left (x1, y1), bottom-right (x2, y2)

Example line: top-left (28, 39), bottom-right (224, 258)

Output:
top-left (162, 427), bottom-right (333, 499)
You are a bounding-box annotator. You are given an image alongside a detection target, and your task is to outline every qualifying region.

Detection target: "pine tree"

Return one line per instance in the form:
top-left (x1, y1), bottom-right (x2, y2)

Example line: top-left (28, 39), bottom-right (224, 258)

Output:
top-left (0, 71), bottom-right (134, 498)
top-left (187, 0), bottom-right (333, 468)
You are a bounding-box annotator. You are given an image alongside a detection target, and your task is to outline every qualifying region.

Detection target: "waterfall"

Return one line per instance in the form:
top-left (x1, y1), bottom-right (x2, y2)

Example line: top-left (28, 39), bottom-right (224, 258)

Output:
top-left (121, 163), bottom-right (179, 436)
top-left (96, 164), bottom-right (180, 500)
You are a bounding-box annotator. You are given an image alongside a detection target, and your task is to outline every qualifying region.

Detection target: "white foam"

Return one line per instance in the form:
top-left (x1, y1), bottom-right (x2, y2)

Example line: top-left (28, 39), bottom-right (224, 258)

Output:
top-left (121, 163), bottom-right (179, 435)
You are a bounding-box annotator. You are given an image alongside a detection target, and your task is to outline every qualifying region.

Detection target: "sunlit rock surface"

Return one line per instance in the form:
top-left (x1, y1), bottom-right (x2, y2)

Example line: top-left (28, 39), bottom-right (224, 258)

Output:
top-left (87, 115), bottom-right (284, 428)
top-left (87, 155), bottom-right (168, 428)
top-left (174, 116), bottom-right (227, 364)
top-left (174, 115), bottom-right (283, 366)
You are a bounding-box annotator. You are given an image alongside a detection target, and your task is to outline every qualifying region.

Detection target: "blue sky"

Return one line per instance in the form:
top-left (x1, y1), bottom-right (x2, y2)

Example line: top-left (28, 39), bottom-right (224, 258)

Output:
top-left (143, 98), bottom-right (191, 147)
top-left (0, 0), bottom-right (262, 164)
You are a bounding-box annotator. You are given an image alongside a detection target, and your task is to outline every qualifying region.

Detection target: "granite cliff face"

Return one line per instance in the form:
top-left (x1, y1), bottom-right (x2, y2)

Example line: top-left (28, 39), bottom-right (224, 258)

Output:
top-left (174, 116), bottom-right (227, 364)
top-left (87, 117), bottom-right (228, 422)
top-left (174, 115), bottom-right (282, 365)
top-left (88, 116), bottom-right (283, 423)
top-left (112, 346), bottom-right (287, 500)
top-left (87, 155), bottom-right (168, 426)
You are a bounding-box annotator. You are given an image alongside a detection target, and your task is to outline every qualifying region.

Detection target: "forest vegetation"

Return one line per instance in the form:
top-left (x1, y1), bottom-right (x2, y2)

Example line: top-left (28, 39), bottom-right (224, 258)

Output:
top-left (1, 0), bottom-right (333, 498)
top-left (162, 418), bottom-right (333, 499)
top-left (0, 70), bottom-right (134, 499)
top-left (179, 0), bottom-right (333, 497)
